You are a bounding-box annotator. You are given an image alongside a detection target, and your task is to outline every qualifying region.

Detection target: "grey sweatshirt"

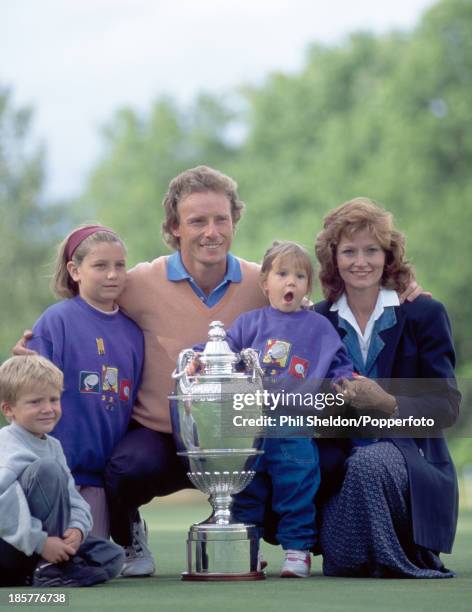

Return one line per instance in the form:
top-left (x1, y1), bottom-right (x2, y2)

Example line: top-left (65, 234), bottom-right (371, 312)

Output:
top-left (0, 422), bottom-right (92, 556)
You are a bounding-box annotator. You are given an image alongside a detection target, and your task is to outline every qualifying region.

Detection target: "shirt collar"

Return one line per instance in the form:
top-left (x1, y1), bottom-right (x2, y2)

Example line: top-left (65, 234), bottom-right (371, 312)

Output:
top-left (330, 288), bottom-right (399, 338)
top-left (330, 287), bottom-right (399, 313)
top-left (166, 251), bottom-right (242, 283)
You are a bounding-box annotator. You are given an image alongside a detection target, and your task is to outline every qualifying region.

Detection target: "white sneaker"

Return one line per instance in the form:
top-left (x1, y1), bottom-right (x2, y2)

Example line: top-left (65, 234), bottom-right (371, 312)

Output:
top-left (280, 550), bottom-right (311, 578)
top-left (120, 519), bottom-right (156, 577)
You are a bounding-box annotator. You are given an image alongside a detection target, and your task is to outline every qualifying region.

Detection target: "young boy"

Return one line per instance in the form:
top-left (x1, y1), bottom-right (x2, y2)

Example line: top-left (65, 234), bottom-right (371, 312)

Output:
top-left (198, 241), bottom-right (354, 577)
top-left (0, 355), bottom-right (124, 587)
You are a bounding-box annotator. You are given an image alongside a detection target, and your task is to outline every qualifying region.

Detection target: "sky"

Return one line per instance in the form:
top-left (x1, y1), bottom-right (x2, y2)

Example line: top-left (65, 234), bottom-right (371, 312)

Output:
top-left (2, 0), bottom-right (436, 200)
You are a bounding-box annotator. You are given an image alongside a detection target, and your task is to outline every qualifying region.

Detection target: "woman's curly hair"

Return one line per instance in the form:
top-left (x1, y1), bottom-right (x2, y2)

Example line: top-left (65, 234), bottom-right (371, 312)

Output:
top-left (315, 197), bottom-right (414, 302)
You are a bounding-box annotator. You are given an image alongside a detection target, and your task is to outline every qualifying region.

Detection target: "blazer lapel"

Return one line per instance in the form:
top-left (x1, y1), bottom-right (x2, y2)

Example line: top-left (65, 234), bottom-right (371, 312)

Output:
top-left (376, 306), bottom-right (406, 377)
top-left (325, 311), bottom-right (347, 340)
top-left (318, 302), bottom-right (406, 378)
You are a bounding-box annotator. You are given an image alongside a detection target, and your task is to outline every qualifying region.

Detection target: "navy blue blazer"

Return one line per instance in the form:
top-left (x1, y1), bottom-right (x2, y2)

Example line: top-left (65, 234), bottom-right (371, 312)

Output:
top-left (314, 295), bottom-right (460, 554)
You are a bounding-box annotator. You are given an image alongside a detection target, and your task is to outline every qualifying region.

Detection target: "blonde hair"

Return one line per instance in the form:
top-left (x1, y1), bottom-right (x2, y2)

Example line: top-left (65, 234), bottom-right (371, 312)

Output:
top-left (260, 241), bottom-right (314, 295)
top-left (52, 224), bottom-right (126, 299)
top-left (161, 166), bottom-right (245, 250)
top-left (315, 197), bottom-right (414, 301)
top-left (0, 355), bottom-right (63, 406)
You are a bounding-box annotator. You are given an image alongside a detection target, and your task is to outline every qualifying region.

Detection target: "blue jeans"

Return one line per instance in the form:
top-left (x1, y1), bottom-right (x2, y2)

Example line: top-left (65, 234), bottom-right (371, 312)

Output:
top-left (0, 458), bottom-right (123, 586)
top-left (231, 437), bottom-right (320, 550)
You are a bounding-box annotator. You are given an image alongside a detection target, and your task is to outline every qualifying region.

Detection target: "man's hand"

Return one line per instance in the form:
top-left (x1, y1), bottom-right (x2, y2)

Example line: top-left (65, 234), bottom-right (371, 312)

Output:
top-left (12, 330), bottom-right (36, 356)
top-left (62, 528), bottom-right (83, 554)
top-left (41, 536), bottom-right (75, 564)
top-left (399, 281), bottom-right (432, 304)
top-left (334, 376), bottom-right (397, 415)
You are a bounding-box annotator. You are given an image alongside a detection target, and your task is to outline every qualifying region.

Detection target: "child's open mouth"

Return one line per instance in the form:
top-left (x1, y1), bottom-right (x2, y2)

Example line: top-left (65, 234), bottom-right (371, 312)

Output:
top-left (284, 292), bottom-right (294, 303)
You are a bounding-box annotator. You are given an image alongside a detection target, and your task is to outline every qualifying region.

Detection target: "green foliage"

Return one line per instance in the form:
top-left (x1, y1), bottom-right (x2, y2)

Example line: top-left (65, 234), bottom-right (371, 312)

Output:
top-left (80, 0), bottom-right (471, 370)
top-left (450, 437), bottom-right (472, 472)
top-left (0, 87), bottom-right (69, 362)
top-left (83, 94), bottom-right (239, 266)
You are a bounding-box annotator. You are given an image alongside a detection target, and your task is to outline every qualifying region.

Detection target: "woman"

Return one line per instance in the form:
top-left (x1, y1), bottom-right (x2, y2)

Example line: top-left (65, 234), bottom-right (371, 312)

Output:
top-left (313, 197), bottom-right (460, 578)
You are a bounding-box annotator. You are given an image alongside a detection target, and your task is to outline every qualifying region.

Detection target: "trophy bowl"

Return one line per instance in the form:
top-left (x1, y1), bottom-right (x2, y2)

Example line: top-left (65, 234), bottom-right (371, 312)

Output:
top-left (170, 321), bottom-right (265, 580)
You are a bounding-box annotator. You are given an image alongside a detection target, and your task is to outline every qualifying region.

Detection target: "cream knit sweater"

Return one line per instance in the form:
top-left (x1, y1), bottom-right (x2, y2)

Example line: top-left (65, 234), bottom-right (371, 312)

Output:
top-left (119, 256), bottom-right (267, 432)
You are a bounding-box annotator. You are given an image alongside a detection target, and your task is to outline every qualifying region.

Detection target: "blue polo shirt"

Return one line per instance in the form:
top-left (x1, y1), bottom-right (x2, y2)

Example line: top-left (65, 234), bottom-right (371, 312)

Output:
top-left (167, 251), bottom-right (242, 307)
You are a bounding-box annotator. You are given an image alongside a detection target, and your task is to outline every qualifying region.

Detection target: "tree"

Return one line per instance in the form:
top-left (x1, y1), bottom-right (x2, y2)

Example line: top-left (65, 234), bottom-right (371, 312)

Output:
top-left (80, 0), bottom-right (472, 371)
top-left (83, 94), bottom-right (239, 266)
top-left (233, 0), bottom-right (472, 367)
top-left (0, 86), bottom-right (65, 361)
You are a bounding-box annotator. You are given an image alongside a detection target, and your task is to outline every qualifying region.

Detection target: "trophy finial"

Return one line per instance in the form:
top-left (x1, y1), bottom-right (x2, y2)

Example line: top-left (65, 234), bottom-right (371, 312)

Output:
top-left (208, 320), bottom-right (226, 341)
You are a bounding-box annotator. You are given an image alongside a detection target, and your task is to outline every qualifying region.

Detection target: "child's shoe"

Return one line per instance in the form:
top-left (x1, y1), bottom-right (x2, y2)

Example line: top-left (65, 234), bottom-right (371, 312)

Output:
top-left (280, 550), bottom-right (311, 578)
top-left (32, 558), bottom-right (108, 587)
top-left (120, 519), bottom-right (156, 577)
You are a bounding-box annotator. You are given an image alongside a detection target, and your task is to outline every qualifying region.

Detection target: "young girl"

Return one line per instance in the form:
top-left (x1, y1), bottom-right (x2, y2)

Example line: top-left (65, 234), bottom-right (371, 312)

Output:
top-left (26, 225), bottom-right (144, 540)
top-left (192, 241), bottom-right (354, 577)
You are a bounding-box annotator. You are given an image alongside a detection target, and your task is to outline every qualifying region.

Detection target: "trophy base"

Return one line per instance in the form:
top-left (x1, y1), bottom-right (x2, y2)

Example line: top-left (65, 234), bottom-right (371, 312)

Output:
top-left (183, 523), bottom-right (265, 581)
top-left (182, 572), bottom-right (265, 582)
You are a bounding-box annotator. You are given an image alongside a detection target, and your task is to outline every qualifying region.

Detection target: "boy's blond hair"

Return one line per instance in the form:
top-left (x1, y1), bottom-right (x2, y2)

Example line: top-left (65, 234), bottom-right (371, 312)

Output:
top-left (0, 355), bottom-right (63, 406)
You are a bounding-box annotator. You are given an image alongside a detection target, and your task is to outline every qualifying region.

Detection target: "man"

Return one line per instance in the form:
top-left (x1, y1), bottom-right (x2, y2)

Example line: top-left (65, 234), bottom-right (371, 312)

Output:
top-left (105, 166), bottom-right (267, 575)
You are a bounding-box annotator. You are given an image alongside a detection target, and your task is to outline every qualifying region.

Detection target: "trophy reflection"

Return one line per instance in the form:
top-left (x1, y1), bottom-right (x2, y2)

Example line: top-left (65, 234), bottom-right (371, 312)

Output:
top-left (171, 321), bottom-right (265, 580)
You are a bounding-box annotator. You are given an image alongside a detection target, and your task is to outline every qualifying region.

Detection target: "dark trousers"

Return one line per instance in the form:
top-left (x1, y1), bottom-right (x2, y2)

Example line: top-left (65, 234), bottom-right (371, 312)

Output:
top-left (0, 458), bottom-right (124, 586)
top-left (104, 420), bottom-right (193, 546)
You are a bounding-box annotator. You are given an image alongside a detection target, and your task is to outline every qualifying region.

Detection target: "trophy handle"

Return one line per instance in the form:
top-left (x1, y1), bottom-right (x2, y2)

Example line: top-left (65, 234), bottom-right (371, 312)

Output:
top-left (239, 348), bottom-right (264, 382)
top-left (172, 349), bottom-right (196, 395)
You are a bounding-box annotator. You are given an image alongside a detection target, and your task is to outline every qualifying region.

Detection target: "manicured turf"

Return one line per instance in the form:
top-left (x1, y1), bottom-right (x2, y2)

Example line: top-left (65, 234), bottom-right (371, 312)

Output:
top-left (2, 493), bottom-right (471, 612)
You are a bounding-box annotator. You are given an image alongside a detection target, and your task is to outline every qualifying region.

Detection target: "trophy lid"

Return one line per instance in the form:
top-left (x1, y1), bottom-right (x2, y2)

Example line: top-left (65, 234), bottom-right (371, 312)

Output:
top-left (171, 320), bottom-right (262, 397)
top-left (198, 322), bottom-right (239, 373)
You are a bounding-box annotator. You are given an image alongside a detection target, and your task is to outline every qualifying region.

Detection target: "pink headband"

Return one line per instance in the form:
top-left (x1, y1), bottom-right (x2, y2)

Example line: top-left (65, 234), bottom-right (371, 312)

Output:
top-left (66, 225), bottom-right (117, 260)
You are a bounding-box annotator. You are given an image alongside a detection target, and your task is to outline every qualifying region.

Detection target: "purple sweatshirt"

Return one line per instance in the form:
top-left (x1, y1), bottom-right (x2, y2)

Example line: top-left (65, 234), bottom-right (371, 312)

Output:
top-left (226, 306), bottom-right (353, 391)
top-left (27, 296), bottom-right (144, 486)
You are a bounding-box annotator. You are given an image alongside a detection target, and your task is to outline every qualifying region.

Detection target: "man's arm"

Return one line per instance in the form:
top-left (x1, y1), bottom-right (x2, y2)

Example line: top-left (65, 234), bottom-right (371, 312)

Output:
top-left (12, 330), bottom-right (36, 356)
top-left (399, 281), bottom-right (432, 303)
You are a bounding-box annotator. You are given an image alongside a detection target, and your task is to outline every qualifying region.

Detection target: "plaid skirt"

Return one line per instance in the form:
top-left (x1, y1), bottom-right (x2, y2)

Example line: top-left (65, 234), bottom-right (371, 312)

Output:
top-left (320, 440), bottom-right (454, 578)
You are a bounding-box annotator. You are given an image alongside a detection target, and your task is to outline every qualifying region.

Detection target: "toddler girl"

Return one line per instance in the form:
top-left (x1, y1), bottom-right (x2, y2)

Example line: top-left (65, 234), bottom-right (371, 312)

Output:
top-left (219, 241), bottom-right (353, 577)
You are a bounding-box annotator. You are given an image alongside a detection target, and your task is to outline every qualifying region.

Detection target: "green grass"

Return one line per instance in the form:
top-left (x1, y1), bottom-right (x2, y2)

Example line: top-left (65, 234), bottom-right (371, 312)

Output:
top-left (2, 494), bottom-right (471, 612)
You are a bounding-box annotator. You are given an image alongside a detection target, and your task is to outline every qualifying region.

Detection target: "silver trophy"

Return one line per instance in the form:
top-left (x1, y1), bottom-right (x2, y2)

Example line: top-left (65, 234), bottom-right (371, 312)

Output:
top-left (170, 321), bottom-right (265, 581)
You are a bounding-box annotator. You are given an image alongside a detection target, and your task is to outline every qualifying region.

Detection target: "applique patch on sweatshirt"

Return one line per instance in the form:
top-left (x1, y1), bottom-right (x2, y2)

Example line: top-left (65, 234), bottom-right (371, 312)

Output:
top-left (119, 379), bottom-right (132, 401)
top-left (262, 339), bottom-right (291, 368)
top-left (288, 356), bottom-right (309, 379)
top-left (79, 371), bottom-right (100, 393)
top-left (96, 337), bottom-right (105, 355)
top-left (102, 366), bottom-right (118, 393)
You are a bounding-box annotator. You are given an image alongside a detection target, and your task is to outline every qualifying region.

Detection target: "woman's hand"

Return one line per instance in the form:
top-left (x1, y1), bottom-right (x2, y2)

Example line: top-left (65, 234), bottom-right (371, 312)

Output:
top-left (335, 376), bottom-right (397, 415)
